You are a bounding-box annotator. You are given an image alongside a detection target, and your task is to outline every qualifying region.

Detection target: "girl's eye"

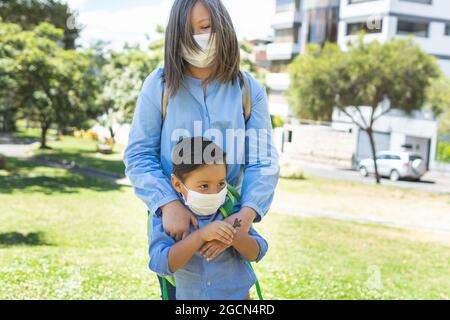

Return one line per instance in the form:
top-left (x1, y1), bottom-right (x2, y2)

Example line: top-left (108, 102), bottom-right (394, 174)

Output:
top-left (201, 26), bottom-right (211, 30)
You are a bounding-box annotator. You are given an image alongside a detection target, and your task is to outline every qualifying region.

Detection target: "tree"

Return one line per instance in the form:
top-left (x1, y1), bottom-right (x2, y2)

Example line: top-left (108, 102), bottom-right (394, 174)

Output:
top-left (0, 0), bottom-right (82, 49)
top-left (427, 76), bottom-right (450, 135)
top-left (288, 37), bottom-right (441, 183)
top-left (94, 28), bottom-right (165, 144)
top-left (0, 20), bottom-right (22, 132)
top-left (0, 21), bottom-right (98, 148)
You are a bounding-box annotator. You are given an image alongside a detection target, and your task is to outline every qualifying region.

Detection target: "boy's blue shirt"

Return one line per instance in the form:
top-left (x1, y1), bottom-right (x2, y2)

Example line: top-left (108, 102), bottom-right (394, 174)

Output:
top-left (148, 199), bottom-right (269, 300)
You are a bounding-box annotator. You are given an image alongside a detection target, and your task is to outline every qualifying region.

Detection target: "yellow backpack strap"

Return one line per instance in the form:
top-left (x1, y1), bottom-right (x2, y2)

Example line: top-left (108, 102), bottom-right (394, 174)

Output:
top-left (161, 83), bottom-right (168, 123)
top-left (241, 73), bottom-right (252, 123)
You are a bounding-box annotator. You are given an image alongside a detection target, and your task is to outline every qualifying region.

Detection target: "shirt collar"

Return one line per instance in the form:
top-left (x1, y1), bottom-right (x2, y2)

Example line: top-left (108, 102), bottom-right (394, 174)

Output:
top-left (182, 74), bottom-right (220, 105)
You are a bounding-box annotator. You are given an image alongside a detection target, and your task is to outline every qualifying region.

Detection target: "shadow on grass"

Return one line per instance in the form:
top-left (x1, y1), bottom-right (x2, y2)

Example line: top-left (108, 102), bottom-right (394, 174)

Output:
top-left (38, 151), bottom-right (125, 177)
top-left (0, 232), bottom-right (52, 247)
top-left (0, 158), bottom-right (124, 194)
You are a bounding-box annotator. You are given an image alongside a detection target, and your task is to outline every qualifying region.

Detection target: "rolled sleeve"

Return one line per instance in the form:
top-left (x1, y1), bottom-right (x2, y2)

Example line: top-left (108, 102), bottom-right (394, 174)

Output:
top-left (248, 227), bottom-right (268, 263)
top-left (240, 73), bottom-right (280, 221)
top-left (148, 214), bottom-right (176, 277)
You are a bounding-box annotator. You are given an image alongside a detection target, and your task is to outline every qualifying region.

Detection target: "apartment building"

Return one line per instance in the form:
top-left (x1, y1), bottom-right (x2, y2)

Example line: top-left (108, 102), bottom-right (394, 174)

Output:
top-left (269, 0), bottom-right (448, 170)
top-left (267, 0), bottom-right (450, 117)
top-left (338, 0), bottom-right (450, 77)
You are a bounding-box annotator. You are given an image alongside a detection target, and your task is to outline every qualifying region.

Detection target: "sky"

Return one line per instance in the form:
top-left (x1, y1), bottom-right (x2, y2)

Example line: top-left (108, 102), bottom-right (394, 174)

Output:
top-left (65, 0), bottom-right (276, 50)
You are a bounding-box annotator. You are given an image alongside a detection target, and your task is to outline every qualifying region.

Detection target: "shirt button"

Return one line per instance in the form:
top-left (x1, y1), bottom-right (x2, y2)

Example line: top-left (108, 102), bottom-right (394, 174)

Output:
top-left (207, 281), bottom-right (211, 286)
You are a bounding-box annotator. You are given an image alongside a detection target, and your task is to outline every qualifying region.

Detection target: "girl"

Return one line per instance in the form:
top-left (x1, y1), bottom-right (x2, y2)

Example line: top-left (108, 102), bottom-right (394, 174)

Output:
top-left (149, 137), bottom-right (268, 300)
top-left (124, 0), bottom-right (279, 299)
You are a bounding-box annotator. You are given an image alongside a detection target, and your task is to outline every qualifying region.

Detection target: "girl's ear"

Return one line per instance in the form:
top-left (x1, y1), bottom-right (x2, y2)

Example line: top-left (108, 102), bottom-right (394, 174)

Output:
top-left (171, 174), bottom-right (183, 193)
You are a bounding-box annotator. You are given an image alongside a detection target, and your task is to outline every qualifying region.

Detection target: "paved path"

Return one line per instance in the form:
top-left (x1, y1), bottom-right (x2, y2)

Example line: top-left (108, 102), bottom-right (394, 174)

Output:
top-left (0, 135), bottom-right (36, 159)
top-left (282, 157), bottom-right (450, 194)
top-left (270, 197), bottom-right (450, 235)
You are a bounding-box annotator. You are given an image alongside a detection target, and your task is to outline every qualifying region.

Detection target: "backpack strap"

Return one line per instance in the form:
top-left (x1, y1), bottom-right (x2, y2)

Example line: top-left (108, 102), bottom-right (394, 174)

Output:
top-left (161, 83), bottom-right (169, 124)
top-left (240, 73), bottom-right (252, 123)
top-left (161, 73), bottom-right (252, 123)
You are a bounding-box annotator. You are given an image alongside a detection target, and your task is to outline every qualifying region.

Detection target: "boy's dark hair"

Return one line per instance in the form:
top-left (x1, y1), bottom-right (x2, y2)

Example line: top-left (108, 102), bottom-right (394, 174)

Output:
top-left (172, 136), bottom-right (227, 182)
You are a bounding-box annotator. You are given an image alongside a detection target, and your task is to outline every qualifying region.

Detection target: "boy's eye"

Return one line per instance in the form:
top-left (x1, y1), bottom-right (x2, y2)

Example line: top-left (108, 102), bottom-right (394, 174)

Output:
top-left (199, 184), bottom-right (209, 190)
top-left (219, 182), bottom-right (226, 188)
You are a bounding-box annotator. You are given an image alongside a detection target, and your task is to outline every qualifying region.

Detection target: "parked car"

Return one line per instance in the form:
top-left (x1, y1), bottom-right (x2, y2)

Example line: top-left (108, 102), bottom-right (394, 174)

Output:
top-left (358, 151), bottom-right (427, 181)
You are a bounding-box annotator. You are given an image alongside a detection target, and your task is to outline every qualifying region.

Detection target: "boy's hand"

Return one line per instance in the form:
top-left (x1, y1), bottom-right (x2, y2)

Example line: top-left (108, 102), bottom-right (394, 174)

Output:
top-left (199, 221), bottom-right (236, 244)
top-left (200, 240), bottom-right (231, 261)
top-left (200, 207), bottom-right (257, 261)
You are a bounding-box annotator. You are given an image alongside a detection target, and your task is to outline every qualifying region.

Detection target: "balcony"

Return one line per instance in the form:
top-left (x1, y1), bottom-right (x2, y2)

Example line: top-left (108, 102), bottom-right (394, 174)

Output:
top-left (266, 72), bottom-right (291, 91)
top-left (267, 42), bottom-right (301, 61)
top-left (271, 10), bottom-right (302, 29)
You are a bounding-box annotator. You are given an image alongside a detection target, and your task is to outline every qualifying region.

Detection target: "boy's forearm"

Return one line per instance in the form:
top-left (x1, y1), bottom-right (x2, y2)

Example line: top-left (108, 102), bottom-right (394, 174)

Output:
top-left (231, 229), bottom-right (260, 262)
top-left (168, 230), bottom-right (205, 273)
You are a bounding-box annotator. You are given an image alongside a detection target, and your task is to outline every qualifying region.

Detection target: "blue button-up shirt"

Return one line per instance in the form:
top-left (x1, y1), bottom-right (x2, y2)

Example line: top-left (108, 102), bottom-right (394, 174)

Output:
top-left (123, 68), bottom-right (280, 221)
top-left (149, 199), bottom-right (269, 300)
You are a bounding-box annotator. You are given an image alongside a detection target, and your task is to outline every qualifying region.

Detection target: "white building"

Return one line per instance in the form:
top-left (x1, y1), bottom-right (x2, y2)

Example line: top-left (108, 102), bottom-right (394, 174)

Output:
top-left (338, 0), bottom-right (450, 77)
top-left (268, 0), bottom-right (448, 169)
top-left (332, 107), bottom-right (438, 169)
top-left (267, 0), bottom-right (450, 115)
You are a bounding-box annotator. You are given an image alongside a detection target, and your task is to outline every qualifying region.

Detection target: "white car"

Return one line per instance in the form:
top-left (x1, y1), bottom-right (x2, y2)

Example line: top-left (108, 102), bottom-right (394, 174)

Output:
top-left (358, 151), bottom-right (427, 181)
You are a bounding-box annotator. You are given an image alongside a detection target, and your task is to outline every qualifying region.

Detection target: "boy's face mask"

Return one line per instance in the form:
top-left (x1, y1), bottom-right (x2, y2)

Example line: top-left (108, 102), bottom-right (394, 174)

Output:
top-left (179, 181), bottom-right (227, 216)
top-left (181, 33), bottom-right (216, 69)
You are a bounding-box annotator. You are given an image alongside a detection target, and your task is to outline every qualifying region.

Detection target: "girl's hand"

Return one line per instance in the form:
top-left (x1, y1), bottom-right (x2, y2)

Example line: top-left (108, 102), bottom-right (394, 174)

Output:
top-left (199, 221), bottom-right (236, 244)
top-left (162, 200), bottom-right (198, 242)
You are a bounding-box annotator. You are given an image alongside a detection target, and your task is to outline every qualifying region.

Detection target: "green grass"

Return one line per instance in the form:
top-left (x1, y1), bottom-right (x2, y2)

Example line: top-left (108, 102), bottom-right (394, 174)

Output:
top-left (1, 158), bottom-right (449, 299)
top-left (14, 128), bottom-right (125, 177)
top-left (14, 127), bottom-right (125, 177)
top-left (34, 136), bottom-right (125, 177)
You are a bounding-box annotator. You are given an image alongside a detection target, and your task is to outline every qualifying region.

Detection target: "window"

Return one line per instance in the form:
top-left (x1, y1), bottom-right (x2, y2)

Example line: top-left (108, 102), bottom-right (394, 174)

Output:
top-left (306, 6), bottom-right (339, 45)
top-left (271, 61), bottom-right (291, 73)
top-left (446, 24), bottom-right (450, 36)
top-left (276, 0), bottom-right (295, 12)
top-left (346, 20), bottom-right (383, 35)
top-left (397, 20), bottom-right (429, 37)
top-left (274, 28), bottom-right (299, 43)
top-left (399, 0), bottom-right (432, 4)
top-left (348, 0), bottom-right (378, 4)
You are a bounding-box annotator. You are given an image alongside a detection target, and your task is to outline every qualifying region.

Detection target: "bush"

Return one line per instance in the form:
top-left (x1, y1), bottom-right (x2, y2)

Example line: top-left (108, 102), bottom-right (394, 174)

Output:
top-left (280, 164), bottom-right (305, 180)
top-left (271, 115), bottom-right (285, 129)
top-left (437, 141), bottom-right (450, 163)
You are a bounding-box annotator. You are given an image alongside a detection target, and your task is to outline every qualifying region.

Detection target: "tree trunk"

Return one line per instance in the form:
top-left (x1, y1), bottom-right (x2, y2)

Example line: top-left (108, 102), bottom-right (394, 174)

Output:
top-left (109, 126), bottom-right (115, 140)
top-left (366, 128), bottom-right (381, 184)
top-left (40, 124), bottom-right (50, 149)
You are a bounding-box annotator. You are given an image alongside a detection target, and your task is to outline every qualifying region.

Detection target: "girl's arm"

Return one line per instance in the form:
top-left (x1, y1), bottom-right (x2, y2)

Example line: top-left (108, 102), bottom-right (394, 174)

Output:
top-left (168, 221), bottom-right (236, 273)
top-left (240, 73), bottom-right (280, 223)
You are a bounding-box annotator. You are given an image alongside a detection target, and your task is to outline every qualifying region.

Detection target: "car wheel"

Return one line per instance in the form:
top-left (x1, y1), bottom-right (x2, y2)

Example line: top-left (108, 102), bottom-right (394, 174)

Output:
top-left (390, 170), bottom-right (400, 182)
top-left (359, 166), bottom-right (368, 177)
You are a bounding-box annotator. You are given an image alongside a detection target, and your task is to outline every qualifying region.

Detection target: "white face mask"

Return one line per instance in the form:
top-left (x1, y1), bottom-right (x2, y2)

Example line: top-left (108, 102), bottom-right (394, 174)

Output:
top-left (180, 181), bottom-right (227, 216)
top-left (181, 33), bottom-right (216, 69)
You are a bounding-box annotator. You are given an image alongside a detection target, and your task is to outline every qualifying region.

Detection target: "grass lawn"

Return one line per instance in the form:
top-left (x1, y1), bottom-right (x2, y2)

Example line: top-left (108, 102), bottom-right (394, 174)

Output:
top-left (1, 158), bottom-right (449, 299)
top-left (14, 128), bottom-right (126, 177)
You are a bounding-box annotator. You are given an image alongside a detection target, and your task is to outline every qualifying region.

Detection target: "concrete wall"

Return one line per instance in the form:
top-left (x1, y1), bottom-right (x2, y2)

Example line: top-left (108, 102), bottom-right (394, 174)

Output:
top-left (282, 123), bottom-right (357, 167)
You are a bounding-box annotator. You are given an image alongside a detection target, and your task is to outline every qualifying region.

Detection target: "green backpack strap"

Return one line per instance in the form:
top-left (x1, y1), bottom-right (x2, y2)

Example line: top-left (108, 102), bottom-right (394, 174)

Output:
top-left (219, 184), bottom-right (264, 301)
top-left (161, 73), bottom-right (252, 123)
